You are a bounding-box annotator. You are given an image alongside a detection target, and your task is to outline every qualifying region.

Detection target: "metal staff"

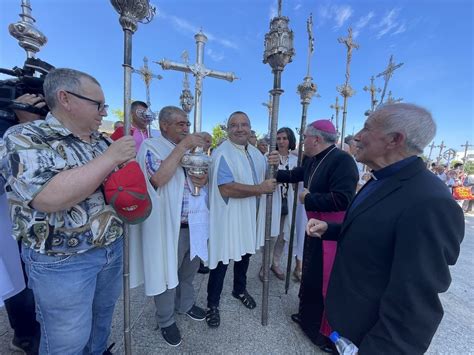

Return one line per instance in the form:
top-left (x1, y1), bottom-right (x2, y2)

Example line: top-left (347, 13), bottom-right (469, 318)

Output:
top-left (337, 28), bottom-right (358, 149)
top-left (110, 2), bottom-right (154, 354)
top-left (436, 141), bottom-right (446, 165)
top-left (461, 141), bottom-right (474, 169)
top-left (262, 0), bottom-right (295, 325)
top-left (376, 55), bottom-right (403, 106)
top-left (285, 13), bottom-right (318, 294)
top-left (330, 96), bottom-right (341, 133)
top-left (427, 141), bottom-right (436, 167)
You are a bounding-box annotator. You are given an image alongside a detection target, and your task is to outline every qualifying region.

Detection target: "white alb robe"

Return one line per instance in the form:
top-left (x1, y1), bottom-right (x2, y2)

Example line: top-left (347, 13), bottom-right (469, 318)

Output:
top-left (208, 140), bottom-right (267, 269)
top-left (129, 136), bottom-right (209, 296)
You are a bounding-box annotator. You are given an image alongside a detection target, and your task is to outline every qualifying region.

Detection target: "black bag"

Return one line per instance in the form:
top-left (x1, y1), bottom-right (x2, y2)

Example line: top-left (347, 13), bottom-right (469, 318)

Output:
top-left (281, 196), bottom-right (288, 216)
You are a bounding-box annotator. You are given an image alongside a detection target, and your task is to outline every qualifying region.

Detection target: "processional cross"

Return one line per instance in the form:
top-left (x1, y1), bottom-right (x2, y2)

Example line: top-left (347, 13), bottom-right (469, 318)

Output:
top-left (461, 141), bottom-right (474, 166)
top-left (427, 141), bottom-right (436, 166)
top-left (436, 140), bottom-right (446, 164)
top-left (386, 90), bottom-right (403, 104)
top-left (330, 96), bottom-right (341, 133)
top-left (363, 76), bottom-right (381, 113)
top-left (132, 56), bottom-right (162, 108)
top-left (262, 94), bottom-right (273, 134)
top-left (156, 31), bottom-right (237, 132)
top-left (376, 55), bottom-right (403, 106)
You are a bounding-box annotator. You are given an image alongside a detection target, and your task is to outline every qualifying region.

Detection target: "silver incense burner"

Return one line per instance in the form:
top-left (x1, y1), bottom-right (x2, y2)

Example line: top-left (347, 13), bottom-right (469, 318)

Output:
top-left (181, 147), bottom-right (211, 196)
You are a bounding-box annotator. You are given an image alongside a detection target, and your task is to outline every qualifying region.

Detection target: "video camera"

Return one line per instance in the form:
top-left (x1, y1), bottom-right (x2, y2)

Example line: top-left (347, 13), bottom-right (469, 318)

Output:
top-left (0, 57), bottom-right (54, 136)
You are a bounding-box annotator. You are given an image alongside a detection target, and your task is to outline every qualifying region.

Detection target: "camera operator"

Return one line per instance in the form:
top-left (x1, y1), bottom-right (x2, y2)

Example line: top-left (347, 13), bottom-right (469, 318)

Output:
top-left (1, 93), bottom-right (46, 354)
top-left (110, 100), bottom-right (152, 152)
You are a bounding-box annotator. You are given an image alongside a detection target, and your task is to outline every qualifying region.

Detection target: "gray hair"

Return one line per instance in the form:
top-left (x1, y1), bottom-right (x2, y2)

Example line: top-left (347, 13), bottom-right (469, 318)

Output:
top-left (305, 124), bottom-right (338, 144)
top-left (370, 103), bottom-right (436, 154)
top-left (158, 106), bottom-right (186, 126)
top-left (226, 111), bottom-right (251, 129)
top-left (43, 68), bottom-right (100, 110)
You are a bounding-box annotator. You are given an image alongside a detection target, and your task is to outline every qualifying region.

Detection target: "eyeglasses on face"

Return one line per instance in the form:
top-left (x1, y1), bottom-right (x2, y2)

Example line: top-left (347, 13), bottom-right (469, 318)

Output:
top-left (65, 91), bottom-right (109, 112)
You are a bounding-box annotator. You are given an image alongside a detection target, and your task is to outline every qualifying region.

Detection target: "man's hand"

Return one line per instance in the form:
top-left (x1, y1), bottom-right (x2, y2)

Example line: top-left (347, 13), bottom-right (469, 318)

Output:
top-left (105, 136), bottom-right (136, 166)
top-left (178, 134), bottom-right (206, 152)
top-left (13, 93), bottom-right (47, 123)
top-left (306, 218), bottom-right (328, 238)
top-left (189, 172), bottom-right (208, 188)
top-left (259, 178), bottom-right (277, 194)
top-left (267, 150), bottom-right (280, 166)
top-left (299, 188), bottom-right (310, 204)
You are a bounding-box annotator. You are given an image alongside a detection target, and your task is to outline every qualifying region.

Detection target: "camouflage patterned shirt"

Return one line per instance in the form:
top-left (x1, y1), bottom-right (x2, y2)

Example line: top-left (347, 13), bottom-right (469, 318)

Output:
top-left (2, 114), bottom-right (124, 255)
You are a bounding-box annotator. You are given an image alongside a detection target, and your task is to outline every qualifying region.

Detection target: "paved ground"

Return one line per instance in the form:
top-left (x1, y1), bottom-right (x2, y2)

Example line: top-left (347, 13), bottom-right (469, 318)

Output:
top-left (1, 215), bottom-right (473, 354)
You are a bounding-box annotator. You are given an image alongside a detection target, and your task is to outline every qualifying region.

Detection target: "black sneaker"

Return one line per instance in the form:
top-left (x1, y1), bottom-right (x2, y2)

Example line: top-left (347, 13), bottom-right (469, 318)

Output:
top-left (186, 304), bottom-right (206, 321)
top-left (10, 335), bottom-right (38, 355)
top-left (161, 323), bottom-right (182, 347)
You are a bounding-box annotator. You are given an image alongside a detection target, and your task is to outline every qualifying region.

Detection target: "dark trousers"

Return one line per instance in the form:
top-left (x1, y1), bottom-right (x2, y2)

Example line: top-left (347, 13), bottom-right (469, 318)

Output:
top-left (298, 236), bottom-right (324, 338)
top-left (207, 253), bottom-right (251, 308)
top-left (4, 242), bottom-right (40, 340)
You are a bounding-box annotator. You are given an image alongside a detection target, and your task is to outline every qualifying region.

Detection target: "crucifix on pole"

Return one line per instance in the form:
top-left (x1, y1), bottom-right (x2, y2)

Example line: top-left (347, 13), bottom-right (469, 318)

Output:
top-left (262, 93), bottom-right (273, 135)
top-left (461, 141), bottom-right (474, 167)
top-left (363, 75), bottom-right (381, 114)
top-left (376, 55), bottom-right (403, 106)
top-left (132, 56), bottom-right (162, 108)
top-left (337, 27), bottom-right (359, 149)
top-left (156, 31), bottom-right (238, 132)
top-left (386, 90), bottom-right (403, 104)
top-left (330, 96), bottom-right (341, 133)
top-left (427, 141), bottom-right (436, 167)
top-left (436, 140), bottom-right (446, 165)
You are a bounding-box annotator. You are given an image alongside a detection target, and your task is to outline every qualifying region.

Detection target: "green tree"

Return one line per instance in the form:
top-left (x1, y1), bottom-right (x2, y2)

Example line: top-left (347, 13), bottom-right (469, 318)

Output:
top-left (465, 161), bottom-right (474, 174)
top-left (110, 108), bottom-right (124, 122)
top-left (211, 123), bottom-right (227, 148)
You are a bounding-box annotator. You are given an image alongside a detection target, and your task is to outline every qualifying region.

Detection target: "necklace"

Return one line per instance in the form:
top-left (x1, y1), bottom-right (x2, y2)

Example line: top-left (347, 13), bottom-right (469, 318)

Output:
top-left (307, 146), bottom-right (337, 187)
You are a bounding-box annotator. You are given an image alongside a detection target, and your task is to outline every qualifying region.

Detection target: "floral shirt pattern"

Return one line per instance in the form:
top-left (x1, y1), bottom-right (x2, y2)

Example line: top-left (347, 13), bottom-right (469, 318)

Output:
top-left (2, 114), bottom-right (123, 255)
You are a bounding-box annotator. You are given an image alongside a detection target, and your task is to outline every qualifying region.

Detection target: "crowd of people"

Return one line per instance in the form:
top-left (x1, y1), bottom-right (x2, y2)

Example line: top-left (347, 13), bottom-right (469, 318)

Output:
top-left (0, 67), bottom-right (466, 355)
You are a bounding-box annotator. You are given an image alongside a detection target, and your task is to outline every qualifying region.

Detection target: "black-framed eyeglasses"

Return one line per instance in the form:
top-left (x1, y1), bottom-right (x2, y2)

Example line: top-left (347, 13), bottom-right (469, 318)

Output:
top-left (65, 90), bottom-right (109, 112)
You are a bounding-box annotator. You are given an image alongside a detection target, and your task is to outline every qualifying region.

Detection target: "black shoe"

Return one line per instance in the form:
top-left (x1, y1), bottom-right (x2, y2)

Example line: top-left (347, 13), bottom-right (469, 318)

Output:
top-left (186, 304), bottom-right (206, 321)
top-left (231, 290), bottom-right (256, 309)
top-left (198, 262), bottom-right (210, 274)
top-left (291, 313), bottom-right (302, 326)
top-left (161, 323), bottom-right (182, 347)
top-left (206, 306), bottom-right (220, 328)
top-left (10, 335), bottom-right (39, 355)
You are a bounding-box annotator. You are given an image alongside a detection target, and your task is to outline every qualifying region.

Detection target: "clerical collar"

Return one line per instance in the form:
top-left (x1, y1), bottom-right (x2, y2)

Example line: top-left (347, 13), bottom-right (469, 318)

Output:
top-left (229, 140), bottom-right (248, 151)
top-left (372, 156), bottom-right (418, 180)
top-left (314, 144), bottom-right (336, 159)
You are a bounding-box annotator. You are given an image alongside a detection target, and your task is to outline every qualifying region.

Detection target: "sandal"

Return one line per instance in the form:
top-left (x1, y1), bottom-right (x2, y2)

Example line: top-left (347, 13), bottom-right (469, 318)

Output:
top-left (293, 268), bottom-right (302, 282)
top-left (231, 290), bottom-right (256, 309)
top-left (206, 306), bottom-right (220, 328)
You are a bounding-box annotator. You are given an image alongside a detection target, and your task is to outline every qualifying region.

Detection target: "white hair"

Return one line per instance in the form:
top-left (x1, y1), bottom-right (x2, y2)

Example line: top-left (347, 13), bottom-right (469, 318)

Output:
top-left (370, 103), bottom-right (436, 154)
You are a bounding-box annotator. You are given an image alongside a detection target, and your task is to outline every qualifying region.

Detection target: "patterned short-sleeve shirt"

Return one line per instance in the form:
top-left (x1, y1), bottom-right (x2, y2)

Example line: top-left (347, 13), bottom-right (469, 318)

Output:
top-left (2, 114), bottom-right (124, 255)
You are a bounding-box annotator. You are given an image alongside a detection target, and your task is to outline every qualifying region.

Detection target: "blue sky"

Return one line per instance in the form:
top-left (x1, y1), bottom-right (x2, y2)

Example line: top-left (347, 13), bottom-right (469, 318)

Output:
top-left (0, 0), bottom-right (472, 157)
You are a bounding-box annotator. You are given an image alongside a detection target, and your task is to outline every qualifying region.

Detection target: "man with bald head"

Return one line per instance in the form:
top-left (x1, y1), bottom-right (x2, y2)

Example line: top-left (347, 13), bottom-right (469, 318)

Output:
top-left (306, 103), bottom-right (464, 353)
top-left (206, 111), bottom-right (276, 328)
top-left (3, 68), bottom-right (136, 353)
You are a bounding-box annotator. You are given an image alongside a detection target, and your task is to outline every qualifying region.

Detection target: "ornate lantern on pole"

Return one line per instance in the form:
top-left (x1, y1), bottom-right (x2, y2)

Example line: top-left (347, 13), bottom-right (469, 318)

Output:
top-left (261, 0), bottom-right (295, 326)
top-left (110, 1), bottom-right (155, 354)
top-left (285, 13), bottom-right (318, 294)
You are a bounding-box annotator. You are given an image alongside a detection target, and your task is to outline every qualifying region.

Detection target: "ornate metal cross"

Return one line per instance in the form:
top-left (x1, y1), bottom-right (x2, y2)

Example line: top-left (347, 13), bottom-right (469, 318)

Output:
top-left (337, 27), bottom-right (358, 148)
top-left (386, 90), bottom-right (403, 104)
top-left (436, 140), bottom-right (446, 164)
top-left (156, 31), bottom-right (237, 132)
top-left (376, 55), bottom-right (403, 106)
top-left (427, 141), bottom-right (436, 166)
top-left (262, 94), bottom-right (273, 134)
top-left (132, 56), bottom-right (162, 108)
top-left (461, 141), bottom-right (474, 166)
top-left (330, 96), bottom-right (341, 133)
top-left (363, 76), bottom-right (381, 113)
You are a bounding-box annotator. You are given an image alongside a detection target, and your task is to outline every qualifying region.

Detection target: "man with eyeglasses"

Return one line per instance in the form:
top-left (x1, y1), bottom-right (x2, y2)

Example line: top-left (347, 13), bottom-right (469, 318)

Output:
top-left (2, 68), bottom-right (136, 354)
top-left (129, 105), bottom-right (208, 347)
top-left (268, 119), bottom-right (358, 353)
top-left (205, 111), bottom-right (276, 328)
top-left (111, 100), bottom-right (150, 152)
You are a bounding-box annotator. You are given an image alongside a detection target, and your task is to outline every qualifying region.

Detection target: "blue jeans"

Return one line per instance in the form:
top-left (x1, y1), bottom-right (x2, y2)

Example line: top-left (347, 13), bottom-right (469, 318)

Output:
top-left (22, 238), bottom-right (123, 355)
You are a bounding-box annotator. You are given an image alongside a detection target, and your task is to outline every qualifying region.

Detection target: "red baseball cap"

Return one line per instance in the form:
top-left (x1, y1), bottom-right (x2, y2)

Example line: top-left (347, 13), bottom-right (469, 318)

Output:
top-left (310, 119), bottom-right (337, 134)
top-left (104, 161), bottom-right (152, 224)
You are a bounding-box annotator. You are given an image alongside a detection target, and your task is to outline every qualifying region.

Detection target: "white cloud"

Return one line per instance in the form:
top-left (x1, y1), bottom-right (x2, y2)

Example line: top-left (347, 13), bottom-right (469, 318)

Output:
top-left (294, 3), bottom-right (302, 11)
top-left (352, 11), bottom-right (375, 38)
top-left (317, 4), bottom-right (353, 30)
top-left (156, 7), bottom-right (238, 50)
top-left (374, 8), bottom-right (406, 39)
top-left (206, 48), bottom-right (225, 62)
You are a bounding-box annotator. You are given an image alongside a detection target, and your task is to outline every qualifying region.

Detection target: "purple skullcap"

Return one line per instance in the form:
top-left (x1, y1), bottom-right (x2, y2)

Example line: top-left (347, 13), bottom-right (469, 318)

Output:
top-left (310, 119), bottom-right (337, 134)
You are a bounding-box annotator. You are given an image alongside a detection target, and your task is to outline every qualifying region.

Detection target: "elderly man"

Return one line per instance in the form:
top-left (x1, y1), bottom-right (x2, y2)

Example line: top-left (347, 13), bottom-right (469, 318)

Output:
top-left (268, 119), bottom-right (358, 352)
top-left (206, 111), bottom-right (276, 328)
top-left (129, 106), bottom-right (208, 347)
top-left (111, 100), bottom-right (150, 151)
top-left (3, 68), bottom-right (136, 354)
top-left (248, 130), bottom-right (258, 146)
top-left (306, 103), bottom-right (465, 354)
top-left (257, 138), bottom-right (269, 155)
